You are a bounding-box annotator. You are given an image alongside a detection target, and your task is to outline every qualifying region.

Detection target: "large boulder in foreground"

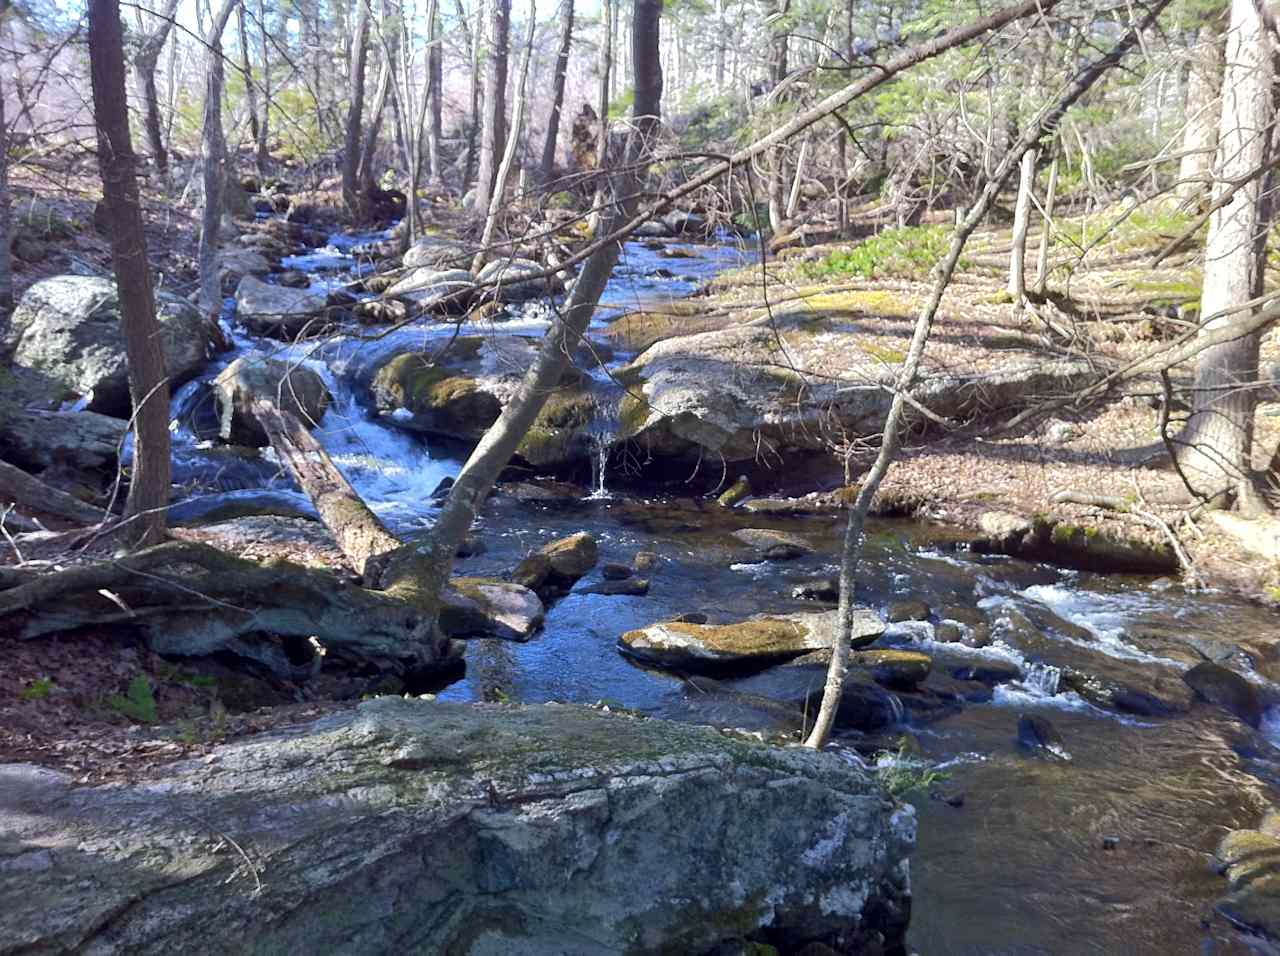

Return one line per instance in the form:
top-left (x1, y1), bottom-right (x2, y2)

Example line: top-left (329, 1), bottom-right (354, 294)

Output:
top-left (0, 407), bottom-right (127, 473)
top-left (0, 697), bottom-right (914, 955)
top-left (3, 276), bottom-right (224, 418)
top-left (620, 609), bottom-right (884, 672)
top-left (212, 355), bottom-right (331, 446)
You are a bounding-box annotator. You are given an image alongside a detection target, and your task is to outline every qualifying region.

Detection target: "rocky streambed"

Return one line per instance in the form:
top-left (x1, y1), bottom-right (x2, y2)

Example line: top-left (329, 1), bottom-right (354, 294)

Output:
top-left (6, 213), bottom-right (1280, 952)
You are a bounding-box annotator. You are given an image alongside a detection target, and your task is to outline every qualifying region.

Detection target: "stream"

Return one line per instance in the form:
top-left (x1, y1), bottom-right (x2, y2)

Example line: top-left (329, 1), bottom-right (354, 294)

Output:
top-left (169, 225), bottom-right (1280, 954)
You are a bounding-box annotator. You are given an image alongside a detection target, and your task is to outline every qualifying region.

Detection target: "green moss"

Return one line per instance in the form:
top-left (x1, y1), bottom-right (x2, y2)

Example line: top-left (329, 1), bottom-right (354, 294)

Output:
top-left (618, 387), bottom-right (651, 439)
top-left (858, 342), bottom-right (907, 364)
top-left (802, 288), bottom-right (915, 317)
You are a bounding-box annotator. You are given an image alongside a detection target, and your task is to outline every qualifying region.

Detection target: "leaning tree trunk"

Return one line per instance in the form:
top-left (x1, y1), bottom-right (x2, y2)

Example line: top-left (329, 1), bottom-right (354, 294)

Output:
top-left (473, 0), bottom-right (510, 212)
top-left (197, 0), bottom-right (243, 318)
top-left (356, 27), bottom-right (396, 195)
top-left (88, 0), bottom-right (172, 547)
top-left (132, 0), bottom-right (181, 178)
top-left (1177, 0), bottom-right (1274, 510)
top-left (804, 0), bottom-right (1172, 749)
top-left (375, 0), bottom-right (664, 632)
top-left (342, 0), bottom-right (371, 220)
top-left (539, 0), bottom-right (575, 184)
top-left (1177, 23), bottom-right (1224, 203)
top-left (1007, 146), bottom-right (1037, 306)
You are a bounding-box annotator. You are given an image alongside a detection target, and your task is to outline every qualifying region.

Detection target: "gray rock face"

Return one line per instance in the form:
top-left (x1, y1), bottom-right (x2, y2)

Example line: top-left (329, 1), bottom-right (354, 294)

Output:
top-left (402, 235), bottom-right (470, 269)
top-left (0, 407), bottom-right (127, 472)
top-left (4, 276), bottom-right (223, 418)
top-left (234, 275), bottom-right (328, 339)
top-left (385, 267), bottom-right (475, 312)
top-left (617, 324), bottom-right (1096, 468)
top-left (0, 698), bottom-right (914, 955)
top-left (218, 248), bottom-right (272, 293)
top-left (212, 355), bottom-right (332, 446)
top-left (477, 257), bottom-right (562, 303)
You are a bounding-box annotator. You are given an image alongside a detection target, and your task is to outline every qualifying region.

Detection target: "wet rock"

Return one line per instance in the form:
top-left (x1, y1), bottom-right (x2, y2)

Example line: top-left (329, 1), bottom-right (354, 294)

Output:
top-left (4, 275), bottom-right (224, 418)
top-left (1182, 661), bottom-right (1264, 729)
top-left (952, 660), bottom-right (1022, 685)
top-left (581, 577), bottom-right (651, 597)
top-left (211, 355), bottom-right (331, 447)
top-left (1215, 819), bottom-right (1280, 943)
top-left (793, 576), bottom-right (840, 602)
top-left (0, 408), bottom-right (127, 473)
top-left (635, 220), bottom-right (672, 238)
top-left (455, 535), bottom-right (485, 558)
top-left (439, 578), bottom-right (544, 641)
top-left (717, 475), bottom-right (752, 508)
top-left (476, 257), bottom-right (562, 303)
top-left (977, 510), bottom-right (1033, 549)
top-left (512, 532), bottom-right (599, 598)
top-left (1067, 672), bottom-right (1194, 718)
top-left (790, 671), bottom-right (904, 733)
top-left (218, 248), bottom-right (272, 292)
top-left (671, 611), bottom-right (709, 624)
top-left (371, 353), bottom-right (502, 441)
top-left (353, 298), bottom-right (409, 324)
top-left (385, 267), bottom-right (475, 313)
top-left (732, 527), bottom-right (815, 559)
top-left (1017, 714), bottom-right (1069, 759)
top-left (853, 649), bottom-right (932, 690)
top-left (974, 514), bottom-right (1178, 574)
top-left (601, 563), bottom-right (633, 580)
top-left (430, 476), bottom-right (454, 500)
top-left (283, 188), bottom-right (343, 225)
top-left (619, 609), bottom-right (884, 672)
top-left (886, 599), bottom-right (931, 623)
top-left (402, 235), bottom-right (470, 270)
top-left (633, 551), bottom-right (661, 571)
top-left (275, 269), bottom-right (312, 289)
top-left (0, 697), bottom-right (915, 955)
top-left (234, 275), bottom-right (329, 339)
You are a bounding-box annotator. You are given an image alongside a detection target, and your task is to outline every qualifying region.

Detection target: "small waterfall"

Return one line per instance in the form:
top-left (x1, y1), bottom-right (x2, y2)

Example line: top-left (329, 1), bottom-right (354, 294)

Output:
top-left (585, 389), bottom-right (622, 501)
top-left (1023, 662), bottom-right (1062, 696)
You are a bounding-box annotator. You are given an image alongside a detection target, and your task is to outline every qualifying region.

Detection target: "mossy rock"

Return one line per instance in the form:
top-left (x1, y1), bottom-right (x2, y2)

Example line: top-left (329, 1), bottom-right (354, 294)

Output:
top-left (515, 386), bottom-right (598, 468)
top-left (372, 353), bottom-right (500, 439)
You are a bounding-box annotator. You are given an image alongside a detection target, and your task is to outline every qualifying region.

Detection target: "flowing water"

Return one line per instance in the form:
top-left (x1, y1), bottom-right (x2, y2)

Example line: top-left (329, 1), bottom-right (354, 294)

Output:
top-left (168, 226), bottom-right (1280, 954)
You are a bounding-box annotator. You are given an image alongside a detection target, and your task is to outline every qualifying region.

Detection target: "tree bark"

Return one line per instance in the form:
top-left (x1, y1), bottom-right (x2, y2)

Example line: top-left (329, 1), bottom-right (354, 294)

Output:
top-left (342, 0), bottom-right (372, 220)
top-left (357, 19), bottom-right (396, 195)
top-left (254, 0), bottom-right (270, 174)
top-left (235, 2), bottom-right (261, 169)
top-left (474, 5), bottom-right (537, 272)
top-left (763, 0), bottom-right (789, 234)
top-left (596, 0), bottom-right (613, 167)
top-left (197, 0), bottom-right (243, 318)
top-left (1008, 146), bottom-right (1037, 305)
top-left (1178, 0), bottom-right (1275, 509)
top-left (0, 49), bottom-right (11, 319)
top-left (1033, 146), bottom-right (1058, 294)
top-left (539, 0), bottom-right (574, 184)
top-left (803, 0), bottom-right (1172, 749)
top-left (1177, 23), bottom-right (1224, 202)
top-left (427, 0), bottom-right (443, 184)
top-left (474, 0), bottom-right (511, 211)
top-left (462, 0), bottom-right (484, 189)
top-left (132, 0), bottom-right (181, 178)
top-left (88, 0), bottom-right (173, 547)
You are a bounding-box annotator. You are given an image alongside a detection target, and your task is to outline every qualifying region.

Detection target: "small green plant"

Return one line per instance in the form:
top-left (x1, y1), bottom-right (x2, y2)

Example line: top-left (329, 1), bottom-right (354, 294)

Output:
top-left (109, 675), bottom-right (158, 724)
top-left (802, 224), bottom-right (960, 281)
top-left (876, 743), bottom-right (948, 798)
top-left (20, 677), bottom-right (54, 702)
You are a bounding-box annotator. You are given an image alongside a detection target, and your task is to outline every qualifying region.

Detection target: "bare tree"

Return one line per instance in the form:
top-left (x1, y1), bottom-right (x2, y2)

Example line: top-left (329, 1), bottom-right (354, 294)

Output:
top-left (474, 0), bottom-right (511, 210)
top-left (539, 0), bottom-right (574, 184)
top-left (0, 0), bottom-right (11, 320)
top-left (132, 0), bottom-right (181, 179)
top-left (88, 0), bottom-right (172, 547)
top-left (1007, 146), bottom-right (1037, 305)
top-left (342, 0), bottom-right (372, 220)
top-left (197, 0), bottom-right (244, 318)
top-left (1177, 20), bottom-right (1224, 202)
top-left (1177, 0), bottom-right (1276, 510)
top-left (234, 1), bottom-right (262, 178)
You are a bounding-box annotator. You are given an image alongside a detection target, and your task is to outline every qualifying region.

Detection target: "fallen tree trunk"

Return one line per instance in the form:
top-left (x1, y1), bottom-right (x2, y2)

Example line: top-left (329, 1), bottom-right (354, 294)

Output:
top-left (0, 539), bottom-right (460, 678)
top-left (0, 459), bottom-right (109, 525)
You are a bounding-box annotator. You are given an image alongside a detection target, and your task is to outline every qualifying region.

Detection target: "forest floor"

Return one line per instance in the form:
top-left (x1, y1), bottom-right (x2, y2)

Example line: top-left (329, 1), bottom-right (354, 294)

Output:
top-left (674, 207), bottom-right (1280, 602)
